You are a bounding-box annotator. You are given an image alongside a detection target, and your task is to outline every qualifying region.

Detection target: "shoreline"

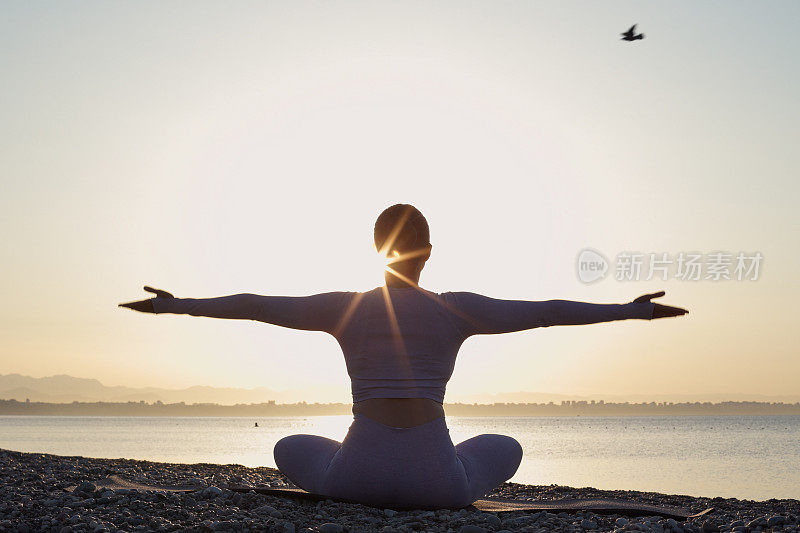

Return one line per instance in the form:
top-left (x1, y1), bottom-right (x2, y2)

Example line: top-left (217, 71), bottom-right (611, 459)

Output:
top-left (3, 399), bottom-right (800, 417)
top-left (1, 449), bottom-right (798, 532)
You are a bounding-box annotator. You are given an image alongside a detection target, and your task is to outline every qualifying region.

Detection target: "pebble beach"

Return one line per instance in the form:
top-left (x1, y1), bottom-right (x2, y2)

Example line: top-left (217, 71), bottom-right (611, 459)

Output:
top-left (1, 449), bottom-right (798, 533)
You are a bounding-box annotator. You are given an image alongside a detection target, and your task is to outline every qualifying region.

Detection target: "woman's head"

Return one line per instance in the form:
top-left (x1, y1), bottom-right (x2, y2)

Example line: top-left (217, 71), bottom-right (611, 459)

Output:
top-left (374, 204), bottom-right (432, 279)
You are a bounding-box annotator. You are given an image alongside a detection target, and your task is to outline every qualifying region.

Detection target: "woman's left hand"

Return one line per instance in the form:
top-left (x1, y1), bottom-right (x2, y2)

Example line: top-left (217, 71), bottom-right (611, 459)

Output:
top-left (632, 291), bottom-right (689, 319)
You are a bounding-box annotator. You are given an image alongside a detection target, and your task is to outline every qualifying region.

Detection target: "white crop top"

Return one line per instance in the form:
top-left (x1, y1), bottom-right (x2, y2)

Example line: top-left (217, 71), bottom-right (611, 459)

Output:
top-left (152, 287), bottom-right (654, 404)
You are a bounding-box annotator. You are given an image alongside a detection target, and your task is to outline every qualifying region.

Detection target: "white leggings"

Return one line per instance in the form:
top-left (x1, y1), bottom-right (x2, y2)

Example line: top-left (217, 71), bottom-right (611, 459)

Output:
top-left (274, 414), bottom-right (523, 509)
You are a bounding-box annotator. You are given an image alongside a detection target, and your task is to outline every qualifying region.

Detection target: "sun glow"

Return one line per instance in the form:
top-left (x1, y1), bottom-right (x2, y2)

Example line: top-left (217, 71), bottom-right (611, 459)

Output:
top-left (372, 250), bottom-right (395, 272)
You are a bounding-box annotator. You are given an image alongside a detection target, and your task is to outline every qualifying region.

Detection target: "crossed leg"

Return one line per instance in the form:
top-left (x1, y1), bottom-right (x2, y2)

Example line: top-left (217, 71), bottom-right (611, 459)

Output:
top-left (455, 433), bottom-right (524, 502)
top-left (273, 434), bottom-right (342, 494)
top-left (274, 432), bottom-right (523, 506)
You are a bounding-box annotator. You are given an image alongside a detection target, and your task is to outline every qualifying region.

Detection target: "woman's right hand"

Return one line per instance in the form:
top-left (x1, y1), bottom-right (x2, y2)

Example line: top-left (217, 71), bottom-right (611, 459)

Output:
top-left (118, 286), bottom-right (174, 313)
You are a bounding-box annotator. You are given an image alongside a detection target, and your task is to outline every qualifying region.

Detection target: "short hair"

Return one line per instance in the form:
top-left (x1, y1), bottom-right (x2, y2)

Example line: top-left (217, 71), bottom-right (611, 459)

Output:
top-left (373, 204), bottom-right (430, 256)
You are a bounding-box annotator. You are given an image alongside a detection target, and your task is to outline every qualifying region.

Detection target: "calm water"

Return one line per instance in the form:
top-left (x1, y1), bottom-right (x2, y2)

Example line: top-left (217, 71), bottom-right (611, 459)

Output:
top-left (2, 415), bottom-right (798, 501)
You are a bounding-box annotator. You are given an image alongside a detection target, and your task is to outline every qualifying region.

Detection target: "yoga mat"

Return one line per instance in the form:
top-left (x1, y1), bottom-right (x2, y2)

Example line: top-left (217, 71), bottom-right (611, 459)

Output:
top-left (67, 476), bottom-right (713, 520)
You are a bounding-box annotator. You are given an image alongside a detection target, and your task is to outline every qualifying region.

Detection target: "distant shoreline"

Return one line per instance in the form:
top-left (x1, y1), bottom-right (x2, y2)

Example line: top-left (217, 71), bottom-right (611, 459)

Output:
top-left (2, 399), bottom-right (799, 417)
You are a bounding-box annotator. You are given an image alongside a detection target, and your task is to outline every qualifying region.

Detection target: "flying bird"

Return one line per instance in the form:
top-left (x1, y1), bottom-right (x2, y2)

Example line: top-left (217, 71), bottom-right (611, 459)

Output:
top-left (621, 24), bottom-right (645, 41)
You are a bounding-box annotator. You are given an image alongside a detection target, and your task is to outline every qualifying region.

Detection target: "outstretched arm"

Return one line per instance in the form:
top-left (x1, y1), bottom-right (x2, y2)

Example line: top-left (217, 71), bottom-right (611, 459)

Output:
top-left (119, 286), bottom-right (354, 334)
top-left (443, 290), bottom-right (687, 337)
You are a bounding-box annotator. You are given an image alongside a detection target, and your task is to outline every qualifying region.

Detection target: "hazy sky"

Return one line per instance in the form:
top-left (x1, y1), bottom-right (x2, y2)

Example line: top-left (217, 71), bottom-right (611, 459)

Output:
top-left (2, 1), bottom-right (798, 403)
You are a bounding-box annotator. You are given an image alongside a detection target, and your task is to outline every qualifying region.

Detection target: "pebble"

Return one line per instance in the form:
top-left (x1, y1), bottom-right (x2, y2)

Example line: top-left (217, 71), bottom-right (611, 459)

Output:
top-left (75, 481), bottom-right (96, 493)
top-left (203, 486), bottom-right (223, 497)
top-left (485, 513), bottom-right (501, 526)
top-left (0, 448), bottom-right (797, 533)
top-left (768, 515), bottom-right (785, 526)
top-left (457, 526), bottom-right (488, 533)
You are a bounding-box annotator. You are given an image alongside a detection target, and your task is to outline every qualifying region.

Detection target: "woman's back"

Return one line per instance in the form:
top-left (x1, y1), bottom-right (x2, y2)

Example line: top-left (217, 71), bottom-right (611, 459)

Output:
top-left (337, 286), bottom-right (466, 404)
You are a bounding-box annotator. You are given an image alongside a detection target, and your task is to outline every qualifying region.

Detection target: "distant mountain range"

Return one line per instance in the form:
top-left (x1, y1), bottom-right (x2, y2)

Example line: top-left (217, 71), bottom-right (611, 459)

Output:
top-left (0, 374), bottom-right (343, 405)
top-left (2, 374), bottom-right (798, 405)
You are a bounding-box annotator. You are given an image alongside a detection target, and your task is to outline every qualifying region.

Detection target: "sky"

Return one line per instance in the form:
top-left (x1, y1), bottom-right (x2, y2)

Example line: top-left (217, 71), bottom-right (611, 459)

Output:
top-left (1, 1), bottom-right (798, 403)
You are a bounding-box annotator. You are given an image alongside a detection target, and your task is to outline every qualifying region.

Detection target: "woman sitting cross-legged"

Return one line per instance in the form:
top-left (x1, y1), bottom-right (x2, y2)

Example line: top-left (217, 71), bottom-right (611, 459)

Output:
top-left (119, 203), bottom-right (687, 509)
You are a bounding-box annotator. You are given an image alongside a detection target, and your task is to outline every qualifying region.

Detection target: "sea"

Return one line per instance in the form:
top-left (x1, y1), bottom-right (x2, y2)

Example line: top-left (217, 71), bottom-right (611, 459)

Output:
top-left (2, 415), bottom-right (798, 501)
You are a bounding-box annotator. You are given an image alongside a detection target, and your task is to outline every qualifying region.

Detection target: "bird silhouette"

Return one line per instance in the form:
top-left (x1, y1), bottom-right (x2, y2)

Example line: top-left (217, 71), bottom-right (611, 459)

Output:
top-left (621, 24), bottom-right (645, 41)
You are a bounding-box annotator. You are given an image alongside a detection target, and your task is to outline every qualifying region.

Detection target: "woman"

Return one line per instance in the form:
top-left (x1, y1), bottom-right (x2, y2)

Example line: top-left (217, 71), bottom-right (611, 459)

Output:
top-left (119, 203), bottom-right (688, 509)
